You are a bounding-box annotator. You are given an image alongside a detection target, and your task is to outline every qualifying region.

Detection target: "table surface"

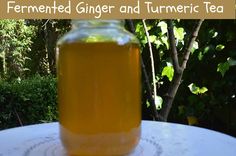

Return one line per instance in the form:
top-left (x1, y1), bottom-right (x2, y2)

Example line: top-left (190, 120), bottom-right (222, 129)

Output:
top-left (0, 121), bottom-right (236, 156)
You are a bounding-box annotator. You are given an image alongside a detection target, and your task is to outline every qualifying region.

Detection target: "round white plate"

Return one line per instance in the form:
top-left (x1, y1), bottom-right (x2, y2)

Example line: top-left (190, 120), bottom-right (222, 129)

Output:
top-left (0, 121), bottom-right (236, 156)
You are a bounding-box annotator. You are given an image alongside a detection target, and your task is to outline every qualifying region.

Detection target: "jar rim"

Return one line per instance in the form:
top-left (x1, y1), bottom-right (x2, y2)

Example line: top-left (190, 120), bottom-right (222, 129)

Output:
top-left (71, 20), bottom-right (125, 28)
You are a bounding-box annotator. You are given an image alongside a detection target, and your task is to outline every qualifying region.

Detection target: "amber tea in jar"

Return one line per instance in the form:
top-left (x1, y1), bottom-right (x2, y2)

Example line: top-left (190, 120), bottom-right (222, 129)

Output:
top-left (57, 20), bottom-right (141, 156)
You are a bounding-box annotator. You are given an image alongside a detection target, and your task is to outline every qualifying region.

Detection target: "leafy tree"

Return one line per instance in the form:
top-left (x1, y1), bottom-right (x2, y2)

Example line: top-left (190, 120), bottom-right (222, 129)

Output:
top-left (127, 19), bottom-right (203, 121)
top-left (128, 19), bottom-right (235, 129)
top-left (25, 19), bottom-right (71, 76)
top-left (173, 20), bottom-right (236, 134)
top-left (0, 20), bottom-right (35, 80)
top-left (0, 19), bottom-right (71, 79)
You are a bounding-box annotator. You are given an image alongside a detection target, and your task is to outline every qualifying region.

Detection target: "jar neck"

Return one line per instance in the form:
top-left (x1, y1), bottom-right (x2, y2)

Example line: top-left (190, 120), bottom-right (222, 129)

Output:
top-left (72, 20), bottom-right (124, 29)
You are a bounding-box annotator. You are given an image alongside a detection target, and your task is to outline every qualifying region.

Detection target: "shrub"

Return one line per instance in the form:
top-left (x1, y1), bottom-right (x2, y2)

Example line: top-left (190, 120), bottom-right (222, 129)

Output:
top-left (0, 75), bottom-right (57, 130)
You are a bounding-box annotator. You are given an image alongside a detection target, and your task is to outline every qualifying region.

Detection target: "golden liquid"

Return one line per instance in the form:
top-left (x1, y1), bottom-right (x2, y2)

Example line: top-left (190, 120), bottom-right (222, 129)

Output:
top-left (58, 42), bottom-right (141, 156)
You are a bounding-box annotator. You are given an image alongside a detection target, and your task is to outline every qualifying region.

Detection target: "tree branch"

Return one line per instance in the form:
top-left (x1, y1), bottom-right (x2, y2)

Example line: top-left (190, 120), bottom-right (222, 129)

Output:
top-left (142, 19), bottom-right (158, 110)
top-left (126, 19), bottom-right (159, 120)
top-left (181, 19), bottom-right (204, 69)
top-left (14, 108), bottom-right (23, 126)
top-left (42, 19), bottom-right (50, 28)
top-left (166, 20), bottom-right (181, 73)
top-left (159, 19), bottom-right (204, 121)
top-left (127, 19), bottom-right (204, 122)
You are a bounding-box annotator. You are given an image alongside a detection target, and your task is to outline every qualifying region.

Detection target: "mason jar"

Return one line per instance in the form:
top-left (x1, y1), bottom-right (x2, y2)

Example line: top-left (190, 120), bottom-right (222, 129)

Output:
top-left (57, 20), bottom-right (141, 156)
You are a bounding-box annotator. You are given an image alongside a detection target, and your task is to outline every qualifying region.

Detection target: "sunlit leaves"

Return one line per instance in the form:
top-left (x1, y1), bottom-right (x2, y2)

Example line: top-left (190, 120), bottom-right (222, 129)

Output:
top-left (228, 57), bottom-right (236, 66)
top-left (216, 44), bottom-right (225, 51)
top-left (198, 52), bottom-right (204, 61)
top-left (203, 46), bottom-right (211, 53)
top-left (157, 21), bottom-right (167, 35)
top-left (135, 22), bottom-right (146, 45)
top-left (145, 95), bottom-right (163, 110)
top-left (156, 21), bottom-right (169, 49)
top-left (209, 29), bottom-right (218, 38)
top-left (212, 32), bottom-right (218, 38)
top-left (135, 23), bottom-right (154, 45)
top-left (160, 36), bottom-right (169, 50)
top-left (162, 62), bottom-right (174, 81)
top-left (197, 45), bottom-right (213, 61)
top-left (174, 27), bottom-right (185, 41)
top-left (191, 41), bottom-right (199, 53)
top-left (155, 95), bottom-right (163, 110)
top-left (146, 100), bottom-right (151, 108)
top-left (157, 21), bottom-right (185, 42)
top-left (188, 83), bottom-right (208, 95)
top-left (217, 57), bottom-right (236, 77)
top-left (136, 20), bottom-right (186, 53)
top-left (149, 35), bottom-right (157, 43)
top-left (0, 19), bottom-right (36, 79)
top-left (217, 62), bottom-right (229, 77)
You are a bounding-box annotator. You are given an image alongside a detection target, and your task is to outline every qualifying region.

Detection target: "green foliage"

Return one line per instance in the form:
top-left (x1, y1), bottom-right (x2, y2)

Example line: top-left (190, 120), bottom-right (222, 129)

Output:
top-left (0, 75), bottom-right (57, 129)
top-left (188, 83), bottom-right (208, 95)
top-left (228, 58), bottom-right (236, 66)
top-left (0, 20), bottom-right (36, 79)
top-left (191, 41), bottom-right (199, 53)
top-left (135, 19), bottom-right (236, 136)
top-left (25, 19), bottom-right (71, 76)
top-left (216, 44), bottom-right (225, 51)
top-left (217, 57), bottom-right (236, 77)
top-left (0, 19), bottom-right (71, 78)
top-left (174, 27), bottom-right (185, 41)
top-left (157, 21), bottom-right (167, 35)
top-left (170, 20), bottom-right (236, 136)
top-left (155, 95), bottom-right (163, 110)
top-left (217, 61), bottom-right (230, 77)
top-left (161, 62), bottom-right (174, 81)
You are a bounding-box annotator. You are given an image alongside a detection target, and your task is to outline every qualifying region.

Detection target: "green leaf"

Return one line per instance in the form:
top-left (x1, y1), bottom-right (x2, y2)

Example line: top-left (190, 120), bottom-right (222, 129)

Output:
top-left (149, 35), bottom-right (157, 43)
top-left (161, 36), bottom-right (169, 50)
top-left (203, 46), bottom-right (210, 54)
top-left (188, 83), bottom-right (208, 95)
top-left (162, 63), bottom-right (174, 81)
top-left (209, 29), bottom-right (218, 38)
top-left (154, 39), bottom-right (162, 49)
top-left (227, 57), bottom-right (236, 66)
top-left (146, 100), bottom-right (150, 108)
top-left (191, 41), bottom-right (199, 53)
top-left (157, 21), bottom-right (167, 35)
top-left (141, 38), bottom-right (147, 45)
top-left (188, 83), bottom-right (199, 95)
top-left (0, 51), bottom-right (4, 58)
top-left (155, 95), bottom-right (163, 110)
top-left (216, 44), bottom-right (225, 51)
top-left (174, 27), bottom-right (185, 41)
top-left (135, 23), bottom-right (143, 34)
top-left (217, 61), bottom-right (230, 77)
top-left (217, 58), bottom-right (236, 77)
top-left (212, 32), bottom-right (218, 38)
top-left (199, 87), bottom-right (208, 94)
top-left (198, 51), bottom-right (203, 60)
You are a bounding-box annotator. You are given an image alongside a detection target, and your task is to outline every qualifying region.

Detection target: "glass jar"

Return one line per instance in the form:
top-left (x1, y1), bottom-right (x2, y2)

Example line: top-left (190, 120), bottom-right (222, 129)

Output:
top-left (57, 20), bottom-right (141, 156)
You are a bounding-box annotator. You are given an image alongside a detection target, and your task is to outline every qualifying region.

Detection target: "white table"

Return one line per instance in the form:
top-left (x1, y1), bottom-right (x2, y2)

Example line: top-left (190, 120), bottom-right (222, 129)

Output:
top-left (0, 121), bottom-right (236, 156)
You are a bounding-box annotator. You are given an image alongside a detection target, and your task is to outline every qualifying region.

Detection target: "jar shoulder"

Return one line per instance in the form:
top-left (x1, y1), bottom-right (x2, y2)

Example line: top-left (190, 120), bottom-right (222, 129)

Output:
top-left (57, 27), bottom-right (139, 46)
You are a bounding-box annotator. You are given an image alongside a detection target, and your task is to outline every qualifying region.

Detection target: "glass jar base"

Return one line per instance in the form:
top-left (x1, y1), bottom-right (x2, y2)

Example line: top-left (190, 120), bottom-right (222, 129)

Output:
top-left (60, 126), bottom-right (140, 156)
